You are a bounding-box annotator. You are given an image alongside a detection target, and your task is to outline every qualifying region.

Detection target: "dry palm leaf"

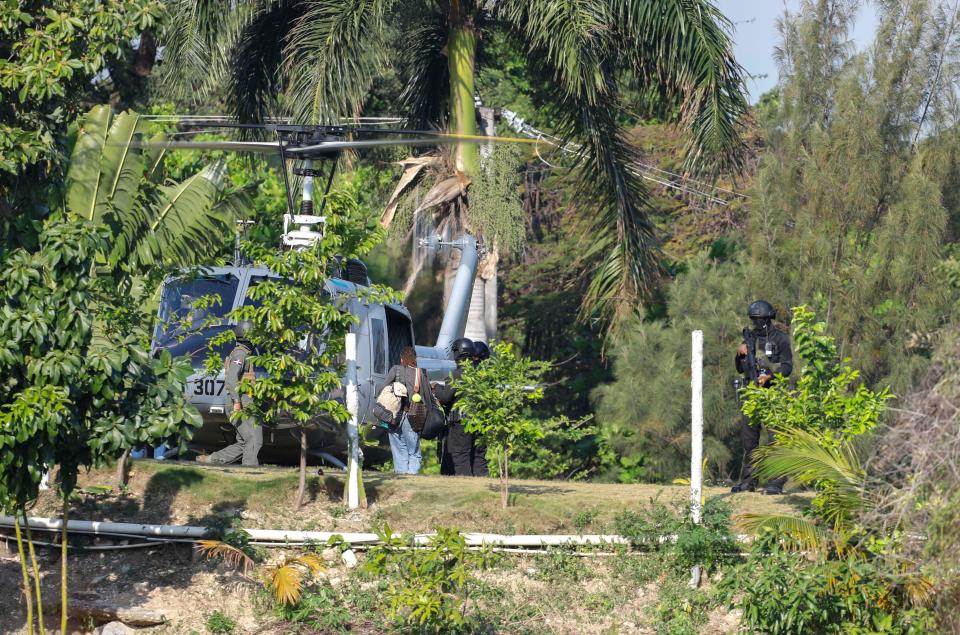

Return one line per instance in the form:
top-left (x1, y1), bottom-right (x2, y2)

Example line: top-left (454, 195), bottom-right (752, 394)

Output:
top-left (195, 539), bottom-right (255, 575)
top-left (381, 156), bottom-right (439, 227)
top-left (265, 554), bottom-right (326, 606)
top-left (415, 173), bottom-right (470, 214)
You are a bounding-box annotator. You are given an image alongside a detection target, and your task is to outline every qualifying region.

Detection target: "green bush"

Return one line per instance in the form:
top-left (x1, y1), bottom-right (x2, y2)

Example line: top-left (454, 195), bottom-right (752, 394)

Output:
top-left (614, 498), bottom-right (738, 572)
top-left (740, 305), bottom-right (892, 448)
top-left (720, 532), bottom-right (935, 634)
top-left (645, 576), bottom-right (715, 635)
top-left (364, 525), bottom-right (489, 633)
top-left (274, 586), bottom-right (352, 633)
top-left (205, 611), bottom-right (237, 635)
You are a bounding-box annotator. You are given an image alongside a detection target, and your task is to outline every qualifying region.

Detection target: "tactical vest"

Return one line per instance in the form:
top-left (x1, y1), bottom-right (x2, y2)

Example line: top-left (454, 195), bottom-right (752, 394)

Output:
top-left (754, 335), bottom-right (784, 376)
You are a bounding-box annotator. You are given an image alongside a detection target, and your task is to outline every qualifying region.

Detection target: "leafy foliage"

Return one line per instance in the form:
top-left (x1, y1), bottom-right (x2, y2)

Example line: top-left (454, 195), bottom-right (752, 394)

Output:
top-left (0, 214), bottom-right (201, 509)
top-left (749, 0), bottom-right (960, 392)
top-left (594, 252), bottom-right (757, 482)
top-left (741, 306), bottom-right (893, 447)
top-left (205, 610), bottom-right (238, 635)
top-left (65, 105), bottom-right (246, 271)
top-left (0, 0), bottom-right (163, 221)
top-left (364, 525), bottom-right (488, 633)
top-left (721, 531), bottom-right (935, 635)
top-left (614, 497), bottom-right (738, 573)
top-left (161, 0), bottom-right (749, 334)
top-left (455, 342), bottom-right (547, 507)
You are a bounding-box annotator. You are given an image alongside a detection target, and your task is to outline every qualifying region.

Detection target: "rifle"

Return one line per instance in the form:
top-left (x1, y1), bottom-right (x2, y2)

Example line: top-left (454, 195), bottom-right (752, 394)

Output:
top-left (734, 327), bottom-right (760, 404)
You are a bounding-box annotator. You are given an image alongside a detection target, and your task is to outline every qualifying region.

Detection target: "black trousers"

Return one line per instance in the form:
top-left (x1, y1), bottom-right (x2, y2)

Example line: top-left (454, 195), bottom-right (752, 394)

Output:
top-left (442, 420), bottom-right (488, 477)
top-left (739, 415), bottom-right (786, 487)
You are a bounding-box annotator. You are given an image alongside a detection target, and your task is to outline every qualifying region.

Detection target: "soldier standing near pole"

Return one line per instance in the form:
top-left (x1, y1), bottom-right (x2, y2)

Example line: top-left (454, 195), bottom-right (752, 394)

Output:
top-left (200, 319), bottom-right (262, 466)
top-left (731, 300), bottom-right (793, 495)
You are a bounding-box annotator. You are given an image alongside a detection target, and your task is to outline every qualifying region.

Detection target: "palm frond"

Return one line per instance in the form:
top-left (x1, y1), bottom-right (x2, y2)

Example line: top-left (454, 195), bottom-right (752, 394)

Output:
top-left (397, 13), bottom-right (450, 128)
top-left (159, 0), bottom-right (270, 106)
top-left (736, 513), bottom-right (827, 552)
top-left (284, 0), bottom-right (394, 124)
top-left (500, 0), bottom-right (661, 326)
top-left (610, 0), bottom-right (749, 174)
top-left (381, 155), bottom-right (438, 226)
top-left (195, 539), bottom-right (255, 574)
top-left (265, 555), bottom-right (325, 606)
top-left (226, 2), bottom-right (303, 123)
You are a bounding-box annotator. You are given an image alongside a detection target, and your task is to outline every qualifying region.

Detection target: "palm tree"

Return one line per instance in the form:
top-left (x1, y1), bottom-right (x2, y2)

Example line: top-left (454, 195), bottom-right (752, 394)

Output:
top-left (736, 426), bottom-right (871, 553)
top-left (65, 105), bottom-right (246, 272)
top-left (162, 0), bottom-right (747, 335)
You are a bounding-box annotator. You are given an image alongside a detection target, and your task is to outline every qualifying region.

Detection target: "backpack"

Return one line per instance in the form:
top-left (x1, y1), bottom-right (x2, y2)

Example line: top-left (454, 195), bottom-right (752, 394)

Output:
top-left (405, 368), bottom-right (429, 432)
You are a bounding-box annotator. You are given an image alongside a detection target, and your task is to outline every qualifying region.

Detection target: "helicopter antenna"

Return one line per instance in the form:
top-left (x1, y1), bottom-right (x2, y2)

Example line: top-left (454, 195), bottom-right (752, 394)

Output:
top-left (234, 220), bottom-right (255, 265)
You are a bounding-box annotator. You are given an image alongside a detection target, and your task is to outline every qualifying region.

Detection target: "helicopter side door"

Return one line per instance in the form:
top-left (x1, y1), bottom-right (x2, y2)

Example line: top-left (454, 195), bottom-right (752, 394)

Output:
top-left (355, 303), bottom-right (387, 424)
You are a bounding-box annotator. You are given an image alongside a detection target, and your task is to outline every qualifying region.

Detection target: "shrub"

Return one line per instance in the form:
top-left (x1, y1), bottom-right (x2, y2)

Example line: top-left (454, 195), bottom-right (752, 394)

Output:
top-left (364, 525), bottom-right (489, 633)
top-left (205, 611), bottom-right (237, 635)
top-left (720, 532), bottom-right (935, 634)
top-left (614, 498), bottom-right (738, 573)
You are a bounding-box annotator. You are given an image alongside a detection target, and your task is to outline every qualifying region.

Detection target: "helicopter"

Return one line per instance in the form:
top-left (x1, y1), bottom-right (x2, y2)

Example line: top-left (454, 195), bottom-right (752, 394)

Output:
top-left (146, 121), bottom-right (507, 466)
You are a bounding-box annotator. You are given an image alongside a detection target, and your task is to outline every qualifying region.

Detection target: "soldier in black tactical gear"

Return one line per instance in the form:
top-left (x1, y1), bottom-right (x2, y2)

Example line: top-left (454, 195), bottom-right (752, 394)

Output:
top-left (434, 338), bottom-right (488, 476)
top-left (731, 300), bottom-right (793, 495)
top-left (201, 319), bottom-right (262, 466)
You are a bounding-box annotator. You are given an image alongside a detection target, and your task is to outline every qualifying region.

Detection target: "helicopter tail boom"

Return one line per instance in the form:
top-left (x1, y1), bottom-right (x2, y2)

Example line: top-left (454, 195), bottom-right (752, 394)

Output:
top-left (415, 233), bottom-right (478, 368)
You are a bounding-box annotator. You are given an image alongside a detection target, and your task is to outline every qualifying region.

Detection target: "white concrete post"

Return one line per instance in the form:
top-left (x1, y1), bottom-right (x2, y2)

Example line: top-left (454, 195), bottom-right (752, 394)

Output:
top-left (345, 332), bottom-right (360, 509)
top-left (690, 330), bottom-right (704, 524)
top-left (689, 330), bottom-right (704, 588)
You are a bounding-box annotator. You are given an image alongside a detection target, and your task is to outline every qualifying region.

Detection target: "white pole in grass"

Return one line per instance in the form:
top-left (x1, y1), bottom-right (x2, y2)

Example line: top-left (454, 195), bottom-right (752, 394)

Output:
top-left (345, 332), bottom-right (360, 509)
top-left (689, 330), bottom-right (704, 588)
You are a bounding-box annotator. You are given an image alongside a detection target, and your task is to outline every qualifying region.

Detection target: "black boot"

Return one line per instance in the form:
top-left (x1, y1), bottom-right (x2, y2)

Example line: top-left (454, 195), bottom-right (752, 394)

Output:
top-left (731, 479), bottom-right (756, 493)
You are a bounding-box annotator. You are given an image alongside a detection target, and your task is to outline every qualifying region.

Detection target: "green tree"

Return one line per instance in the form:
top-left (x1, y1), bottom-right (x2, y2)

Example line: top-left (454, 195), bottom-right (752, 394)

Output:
top-left (593, 251), bottom-right (758, 482)
top-left (65, 105), bottom-right (248, 271)
top-left (749, 0), bottom-right (960, 391)
top-left (0, 0), bottom-right (164, 227)
top-left (0, 215), bottom-right (201, 633)
top-left (161, 0), bottom-right (748, 335)
top-left (207, 188), bottom-right (396, 507)
top-left (454, 342), bottom-right (547, 508)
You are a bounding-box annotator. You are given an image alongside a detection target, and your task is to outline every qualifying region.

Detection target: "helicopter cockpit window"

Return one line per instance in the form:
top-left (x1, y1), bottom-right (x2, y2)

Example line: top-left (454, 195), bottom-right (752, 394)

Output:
top-left (153, 273), bottom-right (240, 368)
top-left (371, 318), bottom-right (386, 375)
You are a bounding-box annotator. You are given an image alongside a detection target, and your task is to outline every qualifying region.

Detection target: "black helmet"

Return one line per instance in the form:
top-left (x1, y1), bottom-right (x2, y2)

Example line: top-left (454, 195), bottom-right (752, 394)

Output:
top-left (452, 337), bottom-right (476, 360)
top-left (473, 341), bottom-right (490, 361)
top-left (747, 300), bottom-right (776, 320)
top-left (234, 319), bottom-right (254, 339)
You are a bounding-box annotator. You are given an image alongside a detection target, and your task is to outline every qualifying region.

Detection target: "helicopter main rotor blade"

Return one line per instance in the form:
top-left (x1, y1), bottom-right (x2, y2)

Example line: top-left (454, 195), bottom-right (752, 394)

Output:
top-left (129, 140), bottom-right (283, 153)
top-left (286, 134), bottom-right (542, 155)
top-left (127, 134), bottom-right (546, 156)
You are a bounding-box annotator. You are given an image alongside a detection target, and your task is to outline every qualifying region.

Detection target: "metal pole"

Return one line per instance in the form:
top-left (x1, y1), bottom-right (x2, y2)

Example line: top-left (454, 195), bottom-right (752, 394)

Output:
top-left (345, 332), bottom-right (360, 509)
top-left (689, 330), bottom-right (704, 587)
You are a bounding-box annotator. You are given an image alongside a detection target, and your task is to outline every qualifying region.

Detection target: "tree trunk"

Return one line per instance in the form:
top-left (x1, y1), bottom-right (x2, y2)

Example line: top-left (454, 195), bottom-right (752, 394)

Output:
top-left (116, 449), bottom-right (129, 488)
top-left (21, 512), bottom-right (45, 634)
top-left (296, 428), bottom-right (307, 508)
top-left (503, 452), bottom-right (509, 508)
top-left (14, 516), bottom-right (34, 635)
top-left (464, 277), bottom-right (487, 343)
top-left (61, 496), bottom-right (69, 635)
top-left (448, 1), bottom-right (479, 177)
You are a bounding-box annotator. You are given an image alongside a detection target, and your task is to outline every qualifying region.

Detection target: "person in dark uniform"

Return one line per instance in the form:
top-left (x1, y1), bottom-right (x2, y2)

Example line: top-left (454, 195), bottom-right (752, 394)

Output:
top-left (732, 300), bottom-right (793, 495)
top-left (201, 319), bottom-right (262, 466)
top-left (468, 341), bottom-right (490, 476)
top-left (434, 338), bottom-right (488, 476)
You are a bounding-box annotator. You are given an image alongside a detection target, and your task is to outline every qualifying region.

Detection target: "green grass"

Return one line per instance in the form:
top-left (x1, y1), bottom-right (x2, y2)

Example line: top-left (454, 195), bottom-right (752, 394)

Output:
top-left (33, 461), bottom-right (809, 536)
